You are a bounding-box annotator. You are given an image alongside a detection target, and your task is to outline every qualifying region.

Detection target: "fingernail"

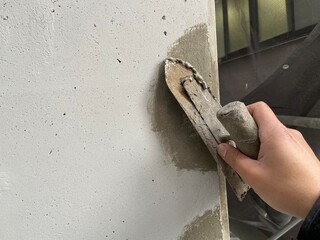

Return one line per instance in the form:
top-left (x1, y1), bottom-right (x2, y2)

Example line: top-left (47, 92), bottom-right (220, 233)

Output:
top-left (217, 144), bottom-right (227, 158)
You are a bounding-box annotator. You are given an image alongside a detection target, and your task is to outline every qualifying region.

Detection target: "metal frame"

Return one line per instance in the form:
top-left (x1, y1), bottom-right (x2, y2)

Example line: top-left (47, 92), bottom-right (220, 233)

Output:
top-left (219, 0), bottom-right (316, 62)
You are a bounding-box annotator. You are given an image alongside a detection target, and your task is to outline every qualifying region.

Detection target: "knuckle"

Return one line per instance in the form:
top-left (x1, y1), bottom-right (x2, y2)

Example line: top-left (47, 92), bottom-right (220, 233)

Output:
top-left (288, 128), bottom-right (303, 138)
top-left (293, 129), bottom-right (302, 137)
top-left (256, 101), bottom-right (267, 108)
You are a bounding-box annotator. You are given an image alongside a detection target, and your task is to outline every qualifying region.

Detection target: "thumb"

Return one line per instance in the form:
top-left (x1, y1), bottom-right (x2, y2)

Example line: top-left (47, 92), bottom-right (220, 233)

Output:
top-left (217, 143), bottom-right (260, 184)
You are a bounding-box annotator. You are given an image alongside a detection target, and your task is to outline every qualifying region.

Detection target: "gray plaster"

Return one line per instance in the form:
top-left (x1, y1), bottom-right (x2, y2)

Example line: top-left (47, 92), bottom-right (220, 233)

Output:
top-left (168, 24), bottom-right (219, 99)
top-left (166, 57), bottom-right (208, 89)
top-left (179, 208), bottom-right (223, 240)
top-left (148, 26), bottom-right (217, 172)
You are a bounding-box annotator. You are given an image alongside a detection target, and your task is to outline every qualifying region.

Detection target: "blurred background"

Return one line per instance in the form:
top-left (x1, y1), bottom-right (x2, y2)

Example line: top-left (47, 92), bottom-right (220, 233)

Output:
top-left (215, 0), bottom-right (320, 239)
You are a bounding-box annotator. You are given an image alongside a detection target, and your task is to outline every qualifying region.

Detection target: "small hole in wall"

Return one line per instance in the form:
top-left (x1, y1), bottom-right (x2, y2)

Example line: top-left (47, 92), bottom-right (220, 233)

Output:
top-left (163, 31), bottom-right (167, 36)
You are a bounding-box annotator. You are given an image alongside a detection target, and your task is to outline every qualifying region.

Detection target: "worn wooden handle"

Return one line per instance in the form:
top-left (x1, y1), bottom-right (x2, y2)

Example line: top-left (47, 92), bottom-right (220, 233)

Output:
top-left (217, 101), bottom-right (260, 159)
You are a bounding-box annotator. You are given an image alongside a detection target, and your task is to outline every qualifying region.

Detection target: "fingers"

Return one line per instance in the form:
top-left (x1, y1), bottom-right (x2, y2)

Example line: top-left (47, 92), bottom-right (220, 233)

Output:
top-left (217, 143), bottom-right (261, 184)
top-left (247, 102), bottom-right (282, 131)
top-left (246, 102), bottom-right (316, 160)
top-left (247, 102), bottom-right (285, 141)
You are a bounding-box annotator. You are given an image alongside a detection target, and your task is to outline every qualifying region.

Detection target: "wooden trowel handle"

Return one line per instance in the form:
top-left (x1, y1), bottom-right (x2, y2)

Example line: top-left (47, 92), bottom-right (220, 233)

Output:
top-left (217, 101), bottom-right (260, 159)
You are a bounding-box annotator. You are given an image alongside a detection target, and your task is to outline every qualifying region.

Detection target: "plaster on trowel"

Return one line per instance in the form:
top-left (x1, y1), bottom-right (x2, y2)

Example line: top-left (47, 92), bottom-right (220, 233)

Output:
top-left (164, 57), bottom-right (259, 201)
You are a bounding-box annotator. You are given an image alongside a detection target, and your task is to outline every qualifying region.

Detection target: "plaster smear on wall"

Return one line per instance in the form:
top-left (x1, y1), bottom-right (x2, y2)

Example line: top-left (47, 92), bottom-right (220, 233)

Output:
top-left (168, 24), bottom-right (219, 98)
top-left (179, 208), bottom-right (223, 240)
top-left (148, 23), bottom-right (226, 238)
top-left (148, 24), bottom-right (218, 172)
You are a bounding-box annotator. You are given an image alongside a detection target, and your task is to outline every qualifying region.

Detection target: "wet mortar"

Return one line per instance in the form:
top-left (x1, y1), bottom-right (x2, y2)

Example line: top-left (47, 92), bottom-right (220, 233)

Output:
top-left (148, 24), bottom-right (217, 172)
top-left (179, 208), bottom-right (222, 240)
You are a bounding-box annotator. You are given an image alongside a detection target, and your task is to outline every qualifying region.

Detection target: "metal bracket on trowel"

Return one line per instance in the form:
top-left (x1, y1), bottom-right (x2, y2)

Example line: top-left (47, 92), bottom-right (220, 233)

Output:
top-left (164, 57), bottom-right (251, 201)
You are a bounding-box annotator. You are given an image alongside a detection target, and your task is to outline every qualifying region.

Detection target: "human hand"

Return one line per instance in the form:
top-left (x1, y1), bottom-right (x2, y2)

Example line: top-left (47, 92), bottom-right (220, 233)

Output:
top-left (217, 102), bottom-right (320, 219)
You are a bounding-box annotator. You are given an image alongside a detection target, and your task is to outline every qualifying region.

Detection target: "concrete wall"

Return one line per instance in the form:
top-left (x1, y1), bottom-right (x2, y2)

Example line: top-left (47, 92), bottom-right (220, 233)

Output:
top-left (0, 0), bottom-right (227, 239)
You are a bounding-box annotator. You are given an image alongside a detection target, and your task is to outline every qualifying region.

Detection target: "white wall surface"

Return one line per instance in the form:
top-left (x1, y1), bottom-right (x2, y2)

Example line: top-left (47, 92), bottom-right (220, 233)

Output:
top-left (0, 0), bottom-right (225, 239)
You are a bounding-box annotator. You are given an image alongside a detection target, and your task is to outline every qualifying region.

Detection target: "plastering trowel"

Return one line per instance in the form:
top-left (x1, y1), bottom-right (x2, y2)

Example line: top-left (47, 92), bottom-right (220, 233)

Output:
top-left (164, 57), bottom-right (259, 201)
top-left (164, 57), bottom-right (292, 230)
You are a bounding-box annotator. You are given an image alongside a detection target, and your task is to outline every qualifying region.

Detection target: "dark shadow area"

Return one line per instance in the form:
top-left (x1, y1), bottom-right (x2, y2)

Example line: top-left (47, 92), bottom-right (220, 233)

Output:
top-left (217, 1), bottom-right (320, 239)
top-left (219, 39), bottom-right (303, 105)
top-left (242, 24), bottom-right (320, 116)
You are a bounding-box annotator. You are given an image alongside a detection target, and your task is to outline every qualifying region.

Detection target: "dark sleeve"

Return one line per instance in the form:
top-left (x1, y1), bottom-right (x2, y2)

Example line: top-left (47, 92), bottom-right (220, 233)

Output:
top-left (297, 196), bottom-right (320, 240)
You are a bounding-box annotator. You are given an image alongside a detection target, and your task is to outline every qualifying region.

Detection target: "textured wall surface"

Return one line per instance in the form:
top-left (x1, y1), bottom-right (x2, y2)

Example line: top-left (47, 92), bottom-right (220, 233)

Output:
top-left (0, 0), bottom-right (226, 239)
